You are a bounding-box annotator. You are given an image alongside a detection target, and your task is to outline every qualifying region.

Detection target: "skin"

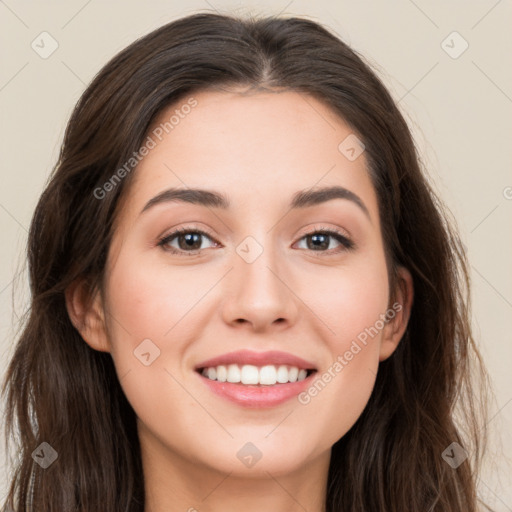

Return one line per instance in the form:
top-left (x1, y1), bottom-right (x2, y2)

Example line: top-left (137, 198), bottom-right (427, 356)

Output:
top-left (67, 88), bottom-right (413, 512)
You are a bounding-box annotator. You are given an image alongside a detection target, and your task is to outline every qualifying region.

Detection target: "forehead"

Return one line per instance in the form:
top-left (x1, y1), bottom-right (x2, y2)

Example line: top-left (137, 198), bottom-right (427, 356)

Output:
top-left (118, 89), bottom-right (378, 223)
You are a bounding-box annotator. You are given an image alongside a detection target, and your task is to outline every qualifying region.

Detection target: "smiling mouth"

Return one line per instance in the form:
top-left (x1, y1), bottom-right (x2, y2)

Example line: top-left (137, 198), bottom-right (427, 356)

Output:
top-left (196, 364), bottom-right (317, 386)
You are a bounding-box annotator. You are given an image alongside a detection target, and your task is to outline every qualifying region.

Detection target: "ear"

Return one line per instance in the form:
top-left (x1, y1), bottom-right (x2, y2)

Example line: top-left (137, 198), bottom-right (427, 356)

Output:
top-left (65, 278), bottom-right (110, 353)
top-left (379, 265), bottom-right (414, 362)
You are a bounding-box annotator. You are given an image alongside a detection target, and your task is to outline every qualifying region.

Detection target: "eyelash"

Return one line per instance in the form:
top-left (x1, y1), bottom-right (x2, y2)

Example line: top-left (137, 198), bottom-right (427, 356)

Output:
top-left (157, 225), bottom-right (355, 257)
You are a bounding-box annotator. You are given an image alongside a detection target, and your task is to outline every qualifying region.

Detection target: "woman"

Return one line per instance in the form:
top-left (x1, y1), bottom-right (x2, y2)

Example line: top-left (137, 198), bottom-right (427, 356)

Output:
top-left (1, 12), bottom-right (493, 511)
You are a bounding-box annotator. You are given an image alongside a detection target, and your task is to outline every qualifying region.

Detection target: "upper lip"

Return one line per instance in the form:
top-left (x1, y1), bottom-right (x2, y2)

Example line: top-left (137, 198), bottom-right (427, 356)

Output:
top-left (195, 349), bottom-right (317, 371)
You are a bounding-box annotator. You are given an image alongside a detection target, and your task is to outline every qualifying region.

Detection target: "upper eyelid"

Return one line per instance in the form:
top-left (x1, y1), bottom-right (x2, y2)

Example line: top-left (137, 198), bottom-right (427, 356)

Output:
top-left (158, 226), bottom-right (218, 248)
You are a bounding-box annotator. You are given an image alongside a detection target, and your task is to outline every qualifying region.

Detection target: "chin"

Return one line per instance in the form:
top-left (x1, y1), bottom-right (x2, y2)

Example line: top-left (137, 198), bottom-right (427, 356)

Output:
top-left (196, 437), bottom-right (320, 478)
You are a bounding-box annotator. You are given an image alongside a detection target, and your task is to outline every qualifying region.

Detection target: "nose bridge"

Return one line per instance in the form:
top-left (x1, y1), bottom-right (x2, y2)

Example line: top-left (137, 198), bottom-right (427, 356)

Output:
top-left (222, 230), bottom-right (298, 330)
top-left (236, 231), bottom-right (287, 302)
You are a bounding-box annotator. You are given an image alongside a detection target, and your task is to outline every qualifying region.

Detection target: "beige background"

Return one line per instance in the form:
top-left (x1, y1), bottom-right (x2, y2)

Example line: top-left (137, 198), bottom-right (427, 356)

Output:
top-left (1, 0), bottom-right (511, 508)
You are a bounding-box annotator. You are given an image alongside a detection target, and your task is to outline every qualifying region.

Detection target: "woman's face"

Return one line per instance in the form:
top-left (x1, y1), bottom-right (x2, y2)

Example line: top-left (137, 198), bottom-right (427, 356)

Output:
top-left (76, 89), bottom-right (412, 478)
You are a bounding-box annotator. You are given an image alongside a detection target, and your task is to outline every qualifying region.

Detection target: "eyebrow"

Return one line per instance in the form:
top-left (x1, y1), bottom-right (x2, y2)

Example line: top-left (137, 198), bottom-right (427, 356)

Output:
top-left (140, 185), bottom-right (371, 220)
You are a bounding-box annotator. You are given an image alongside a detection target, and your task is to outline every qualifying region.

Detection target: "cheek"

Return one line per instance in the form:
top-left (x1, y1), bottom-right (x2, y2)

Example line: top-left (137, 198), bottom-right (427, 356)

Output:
top-left (301, 252), bottom-right (390, 348)
top-left (101, 251), bottom-right (209, 404)
top-left (292, 253), bottom-right (389, 439)
top-left (102, 254), bottom-right (206, 436)
top-left (105, 251), bottom-right (211, 344)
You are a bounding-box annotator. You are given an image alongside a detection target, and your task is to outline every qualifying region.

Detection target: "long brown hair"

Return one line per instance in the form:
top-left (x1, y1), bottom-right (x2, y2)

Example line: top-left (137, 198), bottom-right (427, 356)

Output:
top-left (1, 12), bottom-right (493, 511)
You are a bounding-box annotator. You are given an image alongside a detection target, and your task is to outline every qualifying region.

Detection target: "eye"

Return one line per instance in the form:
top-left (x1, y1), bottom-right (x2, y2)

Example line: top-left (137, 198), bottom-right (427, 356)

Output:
top-left (295, 226), bottom-right (354, 254)
top-left (157, 225), bottom-right (354, 257)
top-left (157, 227), bottom-right (218, 256)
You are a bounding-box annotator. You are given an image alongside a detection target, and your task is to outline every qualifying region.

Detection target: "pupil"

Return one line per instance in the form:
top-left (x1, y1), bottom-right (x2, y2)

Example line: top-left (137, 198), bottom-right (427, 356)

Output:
top-left (180, 233), bottom-right (201, 250)
top-left (310, 234), bottom-right (328, 250)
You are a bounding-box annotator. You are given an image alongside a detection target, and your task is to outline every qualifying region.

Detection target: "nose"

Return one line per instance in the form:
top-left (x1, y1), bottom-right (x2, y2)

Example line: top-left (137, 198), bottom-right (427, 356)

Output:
top-left (221, 238), bottom-right (299, 333)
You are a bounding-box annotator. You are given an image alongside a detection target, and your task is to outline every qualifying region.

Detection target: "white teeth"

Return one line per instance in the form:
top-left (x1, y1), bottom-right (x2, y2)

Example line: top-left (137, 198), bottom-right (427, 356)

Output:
top-left (200, 363), bottom-right (312, 385)
top-left (288, 366), bottom-right (299, 382)
top-left (259, 365), bottom-right (277, 385)
top-left (216, 365), bottom-right (227, 382)
top-left (240, 365), bottom-right (259, 384)
top-left (227, 364), bottom-right (241, 383)
top-left (276, 365), bottom-right (289, 383)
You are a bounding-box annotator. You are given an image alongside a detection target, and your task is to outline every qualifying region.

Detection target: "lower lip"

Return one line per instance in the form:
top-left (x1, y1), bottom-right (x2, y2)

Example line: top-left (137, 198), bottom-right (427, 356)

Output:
top-left (196, 371), bottom-right (317, 408)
